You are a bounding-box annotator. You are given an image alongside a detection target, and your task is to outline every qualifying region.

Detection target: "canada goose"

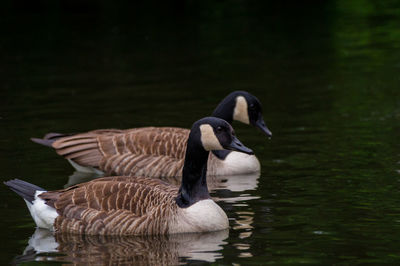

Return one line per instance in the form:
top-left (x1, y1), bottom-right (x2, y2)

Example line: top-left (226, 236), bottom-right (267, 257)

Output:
top-left (5, 117), bottom-right (253, 235)
top-left (31, 91), bottom-right (271, 177)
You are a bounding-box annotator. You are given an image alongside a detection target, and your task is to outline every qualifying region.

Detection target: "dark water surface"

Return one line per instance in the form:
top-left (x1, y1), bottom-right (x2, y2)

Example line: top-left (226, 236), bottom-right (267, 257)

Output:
top-left (2, 1), bottom-right (400, 264)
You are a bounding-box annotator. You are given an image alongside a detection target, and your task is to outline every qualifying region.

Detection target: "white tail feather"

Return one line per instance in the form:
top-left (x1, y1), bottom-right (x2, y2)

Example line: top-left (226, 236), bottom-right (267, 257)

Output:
top-left (24, 191), bottom-right (58, 231)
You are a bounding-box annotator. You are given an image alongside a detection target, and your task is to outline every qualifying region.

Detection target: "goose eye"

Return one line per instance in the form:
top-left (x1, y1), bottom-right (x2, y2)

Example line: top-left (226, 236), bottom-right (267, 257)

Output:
top-left (249, 103), bottom-right (255, 109)
top-left (216, 126), bottom-right (223, 132)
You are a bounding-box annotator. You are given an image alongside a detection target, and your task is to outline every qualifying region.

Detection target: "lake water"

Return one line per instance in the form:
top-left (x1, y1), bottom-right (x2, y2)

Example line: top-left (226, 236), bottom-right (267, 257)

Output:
top-left (1, 1), bottom-right (400, 264)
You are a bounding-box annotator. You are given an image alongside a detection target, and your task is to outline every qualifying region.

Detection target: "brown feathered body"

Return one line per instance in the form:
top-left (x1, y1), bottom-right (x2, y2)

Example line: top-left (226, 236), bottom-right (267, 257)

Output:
top-left (39, 176), bottom-right (178, 235)
top-left (48, 127), bottom-right (260, 177)
top-left (38, 176), bottom-right (228, 235)
top-left (52, 127), bottom-right (188, 177)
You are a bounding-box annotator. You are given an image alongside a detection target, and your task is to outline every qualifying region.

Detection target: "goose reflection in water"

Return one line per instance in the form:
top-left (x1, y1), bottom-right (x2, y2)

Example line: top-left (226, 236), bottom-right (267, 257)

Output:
top-left (15, 228), bottom-right (229, 265)
top-left (208, 172), bottom-right (260, 259)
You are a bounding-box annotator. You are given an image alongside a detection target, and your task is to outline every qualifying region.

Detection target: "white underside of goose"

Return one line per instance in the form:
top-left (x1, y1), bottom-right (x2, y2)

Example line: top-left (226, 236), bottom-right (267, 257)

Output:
top-left (67, 159), bottom-right (104, 175)
top-left (24, 191), bottom-right (58, 231)
top-left (211, 151), bottom-right (260, 176)
top-left (170, 199), bottom-right (229, 234)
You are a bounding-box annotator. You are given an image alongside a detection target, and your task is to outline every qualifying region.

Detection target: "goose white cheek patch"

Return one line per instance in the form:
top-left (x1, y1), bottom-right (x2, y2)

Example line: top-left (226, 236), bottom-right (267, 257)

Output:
top-left (200, 124), bottom-right (224, 151)
top-left (233, 96), bottom-right (250, 124)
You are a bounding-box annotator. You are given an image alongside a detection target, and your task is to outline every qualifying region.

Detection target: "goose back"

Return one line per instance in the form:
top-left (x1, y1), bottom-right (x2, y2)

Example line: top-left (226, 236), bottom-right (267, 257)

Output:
top-left (51, 127), bottom-right (189, 177)
top-left (40, 176), bottom-right (179, 235)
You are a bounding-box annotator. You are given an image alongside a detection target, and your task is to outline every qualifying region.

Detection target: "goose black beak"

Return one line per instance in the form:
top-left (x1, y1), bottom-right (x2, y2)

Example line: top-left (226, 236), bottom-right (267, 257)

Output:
top-left (255, 118), bottom-right (272, 138)
top-left (225, 136), bottom-right (254, 155)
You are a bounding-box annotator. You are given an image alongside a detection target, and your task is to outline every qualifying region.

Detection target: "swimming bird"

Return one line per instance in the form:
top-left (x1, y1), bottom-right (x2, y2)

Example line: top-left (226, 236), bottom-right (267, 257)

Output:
top-left (5, 117), bottom-right (253, 235)
top-left (31, 91), bottom-right (271, 177)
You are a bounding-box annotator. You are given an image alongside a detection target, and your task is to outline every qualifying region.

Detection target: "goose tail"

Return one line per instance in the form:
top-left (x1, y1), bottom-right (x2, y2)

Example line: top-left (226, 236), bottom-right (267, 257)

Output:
top-left (4, 179), bottom-right (45, 204)
top-left (32, 131), bottom-right (104, 172)
top-left (31, 132), bottom-right (72, 148)
top-left (4, 179), bottom-right (58, 230)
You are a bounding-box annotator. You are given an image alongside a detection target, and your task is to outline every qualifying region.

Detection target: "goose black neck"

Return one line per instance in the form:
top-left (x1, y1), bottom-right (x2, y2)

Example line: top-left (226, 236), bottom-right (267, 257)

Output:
top-left (176, 139), bottom-right (210, 208)
top-left (211, 93), bottom-right (242, 159)
top-left (211, 94), bottom-right (236, 124)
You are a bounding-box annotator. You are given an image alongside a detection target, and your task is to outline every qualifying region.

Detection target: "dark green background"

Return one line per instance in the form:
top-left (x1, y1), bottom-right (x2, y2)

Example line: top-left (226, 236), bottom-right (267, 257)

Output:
top-left (1, 0), bottom-right (400, 264)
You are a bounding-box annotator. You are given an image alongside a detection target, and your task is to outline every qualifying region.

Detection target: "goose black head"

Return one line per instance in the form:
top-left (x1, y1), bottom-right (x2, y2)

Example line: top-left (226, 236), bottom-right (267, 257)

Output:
top-left (178, 117), bottom-right (253, 208)
top-left (192, 117), bottom-right (254, 155)
top-left (212, 91), bottom-right (272, 138)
